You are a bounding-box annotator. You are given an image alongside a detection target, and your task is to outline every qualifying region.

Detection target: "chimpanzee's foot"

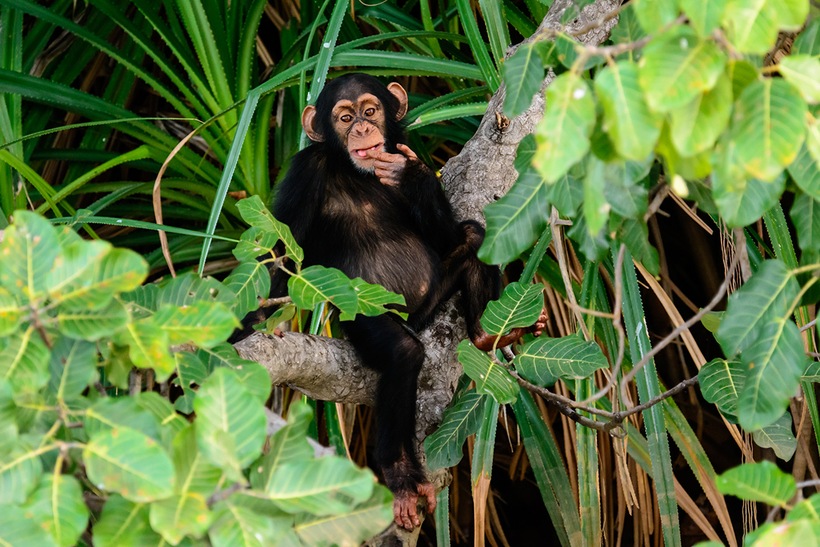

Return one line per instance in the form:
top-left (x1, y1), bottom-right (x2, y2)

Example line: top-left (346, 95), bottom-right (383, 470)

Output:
top-left (393, 481), bottom-right (437, 530)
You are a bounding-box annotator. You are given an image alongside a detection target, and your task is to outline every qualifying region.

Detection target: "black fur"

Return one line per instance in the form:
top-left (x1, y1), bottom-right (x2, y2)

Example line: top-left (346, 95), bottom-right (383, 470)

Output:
top-left (272, 73), bottom-right (500, 496)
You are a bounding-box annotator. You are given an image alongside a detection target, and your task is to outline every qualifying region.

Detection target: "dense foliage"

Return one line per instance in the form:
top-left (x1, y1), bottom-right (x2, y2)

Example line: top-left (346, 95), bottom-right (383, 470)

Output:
top-left (1, 0), bottom-right (819, 545)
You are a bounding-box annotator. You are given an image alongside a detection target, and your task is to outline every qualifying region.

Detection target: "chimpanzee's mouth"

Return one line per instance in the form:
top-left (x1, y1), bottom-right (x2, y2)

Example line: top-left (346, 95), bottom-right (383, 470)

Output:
top-left (352, 143), bottom-right (383, 158)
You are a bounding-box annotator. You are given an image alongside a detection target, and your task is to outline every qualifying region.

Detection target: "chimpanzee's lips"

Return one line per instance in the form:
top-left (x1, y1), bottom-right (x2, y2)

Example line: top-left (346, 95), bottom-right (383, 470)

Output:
top-left (352, 143), bottom-right (383, 158)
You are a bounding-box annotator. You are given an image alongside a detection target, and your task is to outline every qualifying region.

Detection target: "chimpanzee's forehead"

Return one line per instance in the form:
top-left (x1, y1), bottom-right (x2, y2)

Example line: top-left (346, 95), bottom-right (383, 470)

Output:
top-left (324, 74), bottom-right (385, 103)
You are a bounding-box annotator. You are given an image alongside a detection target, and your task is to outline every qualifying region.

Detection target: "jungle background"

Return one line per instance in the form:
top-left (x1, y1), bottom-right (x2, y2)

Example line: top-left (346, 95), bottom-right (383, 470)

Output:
top-left (0, 0), bottom-right (819, 546)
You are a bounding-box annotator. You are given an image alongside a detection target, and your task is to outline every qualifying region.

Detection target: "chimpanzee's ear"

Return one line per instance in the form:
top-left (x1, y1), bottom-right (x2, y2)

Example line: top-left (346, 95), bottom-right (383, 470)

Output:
top-left (301, 105), bottom-right (324, 142)
top-left (387, 82), bottom-right (409, 121)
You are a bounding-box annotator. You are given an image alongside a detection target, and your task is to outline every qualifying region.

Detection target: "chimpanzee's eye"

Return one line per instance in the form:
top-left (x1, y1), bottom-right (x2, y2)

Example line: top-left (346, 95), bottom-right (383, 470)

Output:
top-left (340, 114), bottom-right (353, 123)
top-left (364, 107), bottom-right (376, 117)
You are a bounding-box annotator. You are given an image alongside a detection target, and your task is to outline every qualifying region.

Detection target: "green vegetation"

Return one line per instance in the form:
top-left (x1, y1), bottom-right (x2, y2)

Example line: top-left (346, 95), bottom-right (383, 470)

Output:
top-left (0, 0), bottom-right (819, 545)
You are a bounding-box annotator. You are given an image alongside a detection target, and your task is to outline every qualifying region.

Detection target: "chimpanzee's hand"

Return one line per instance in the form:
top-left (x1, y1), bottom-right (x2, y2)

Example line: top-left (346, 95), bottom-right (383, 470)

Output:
top-left (369, 143), bottom-right (419, 186)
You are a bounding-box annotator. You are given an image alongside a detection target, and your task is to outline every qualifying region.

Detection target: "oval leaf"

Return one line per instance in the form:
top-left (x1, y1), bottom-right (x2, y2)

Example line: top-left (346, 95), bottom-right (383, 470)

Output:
top-left (236, 195), bottom-right (303, 265)
top-left (698, 358), bottom-right (745, 420)
top-left (457, 340), bottom-right (519, 404)
top-left (480, 281), bottom-right (543, 337)
top-left (287, 265), bottom-right (359, 321)
top-left (516, 336), bottom-right (608, 385)
top-left (716, 461), bottom-right (796, 506)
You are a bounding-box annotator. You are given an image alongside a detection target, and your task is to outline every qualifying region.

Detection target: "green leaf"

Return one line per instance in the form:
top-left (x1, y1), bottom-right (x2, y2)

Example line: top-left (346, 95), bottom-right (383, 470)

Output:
top-left (779, 55), bottom-right (820, 104)
top-left (632, 0), bottom-right (679, 32)
top-left (22, 474), bottom-right (89, 547)
top-left (149, 493), bottom-right (212, 544)
top-left (209, 500), bottom-right (283, 547)
top-left (731, 78), bottom-right (808, 182)
top-left (717, 260), bottom-right (799, 356)
top-left (0, 505), bottom-right (57, 547)
top-left (595, 61), bottom-right (662, 161)
top-left (790, 193), bottom-right (820, 254)
top-left (224, 261), bottom-right (271, 319)
top-left (639, 27), bottom-right (727, 113)
top-left (197, 343), bottom-right (272, 404)
top-left (84, 427), bottom-right (175, 502)
top-left (171, 426), bottom-right (222, 497)
top-left (85, 394), bottom-right (162, 443)
top-left (752, 412), bottom-right (797, 461)
top-left (789, 141), bottom-right (820, 200)
top-left (92, 495), bottom-right (161, 547)
top-left (679, 0), bottom-right (727, 36)
top-left (57, 299), bottom-right (128, 341)
top-left (194, 367), bottom-right (267, 470)
top-left (480, 281), bottom-right (543, 337)
top-left (0, 327), bottom-right (50, 393)
top-left (0, 287), bottom-right (22, 336)
top-left (503, 42), bottom-right (545, 117)
top-left (153, 301), bottom-right (238, 348)
top-left (583, 159), bottom-right (609, 235)
top-left (716, 460), bottom-right (796, 506)
top-left (55, 248), bottom-right (148, 310)
top-left (0, 440), bottom-right (42, 504)
top-left (233, 227), bottom-right (280, 262)
top-left (748, 520), bottom-right (820, 546)
top-left (774, 0), bottom-right (810, 29)
top-left (236, 196), bottom-right (303, 265)
top-left (154, 272), bottom-right (236, 309)
top-left (250, 401), bottom-right (313, 492)
top-left (698, 359), bottom-right (745, 420)
top-left (516, 336), bottom-right (608, 386)
top-left (457, 340), bottom-right (519, 404)
top-left (266, 457), bottom-right (375, 516)
top-left (480, 163), bottom-right (550, 264)
top-left (722, 0), bottom-right (779, 55)
top-left (287, 266), bottom-right (358, 321)
top-left (533, 72), bottom-right (595, 182)
top-left (794, 17), bottom-right (820, 55)
top-left (609, 4), bottom-right (645, 61)
top-left (0, 211), bottom-right (59, 300)
top-left (788, 493), bottom-right (820, 521)
top-left (738, 317), bottom-right (807, 430)
top-left (293, 485), bottom-right (394, 546)
top-left (48, 337), bottom-right (97, 401)
top-left (424, 390), bottom-right (487, 469)
top-left (669, 75), bottom-right (732, 156)
top-left (46, 238), bottom-right (109, 303)
top-left (350, 277), bottom-right (406, 318)
top-left (112, 321), bottom-right (174, 381)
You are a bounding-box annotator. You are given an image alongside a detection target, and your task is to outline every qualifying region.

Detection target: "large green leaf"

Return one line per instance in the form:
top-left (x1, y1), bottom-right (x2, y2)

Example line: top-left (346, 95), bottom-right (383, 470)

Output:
top-left (669, 75), bottom-right (732, 156)
top-left (111, 321), bottom-right (174, 381)
top-left (516, 335), bottom-right (608, 386)
top-left (752, 412), bottom-right (797, 461)
top-left (56, 248), bottom-right (148, 310)
top-left (92, 495), bottom-right (161, 547)
top-left (224, 261), bottom-right (271, 319)
top-left (0, 440), bottom-right (43, 504)
top-left (639, 26), bottom-right (726, 113)
top-left (738, 317), bottom-right (807, 430)
top-left (0, 287), bottom-right (22, 336)
top-left (83, 427), bottom-right (175, 502)
top-left (789, 142), bottom-right (820, 200)
top-left (349, 277), bottom-right (406, 318)
top-left (194, 367), bottom-right (267, 471)
top-left (250, 401), bottom-right (313, 492)
top-left (717, 259), bottom-right (799, 357)
top-left (208, 499), bottom-right (284, 547)
top-left (0, 210), bottom-right (59, 300)
top-left (480, 145), bottom-right (550, 264)
top-left (293, 485), bottom-right (393, 546)
top-left (534, 72), bottom-right (595, 183)
top-left (57, 299), bottom-right (128, 341)
top-left (233, 227), bottom-right (280, 262)
top-left (197, 343), bottom-right (271, 404)
top-left (153, 272), bottom-right (236, 309)
top-left (779, 55), bottom-right (820, 104)
top-left (287, 266), bottom-right (359, 321)
top-left (0, 327), bottom-right (50, 393)
top-left (0, 505), bottom-right (57, 547)
top-left (22, 474), bottom-right (89, 547)
top-left (236, 195), bottom-right (303, 264)
top-left (152, 301), bottom-right (238, 348)
top-left (48, 337), bottom-right (97, 401)
top-left (456, 340), bottom-right (519, 404)
top-left (633, 0), bottom-right (679, 32)
top-left (790, 193), bottom-right (820, 255)
top-left (480, 281), bottom-right (543, 337)
top-left (503, 41), bottom-right (545, 117)
top-left (679, 0), bottom-right (727, 36)
top-left (698, 358), bottom-right (745, 420)
top-left (731, 78), bottom-right (807, 182)
top-left (84, 395), bottom-right (162, 443)
top-left (424, 390), bottom-right (487, 469)
top-left (266, 457), bottom-right (375, 516)
top-left (46, 238), bottom-right (109, 301)
top-left (149, 493), bottom-right (212, 544)
top-left (595, 61), bottom-right (661, 160)
top-left (722, 0), bottom-right (780, 54)
top-left (716, 460), bottom-right (796, 506)
top-left (171, 425), bottom-right (222, 497)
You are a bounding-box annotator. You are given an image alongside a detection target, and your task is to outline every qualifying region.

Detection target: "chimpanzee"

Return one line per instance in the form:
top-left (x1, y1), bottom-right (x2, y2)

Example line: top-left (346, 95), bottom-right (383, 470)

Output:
top-left (272, 73), bottom-right (537, 530)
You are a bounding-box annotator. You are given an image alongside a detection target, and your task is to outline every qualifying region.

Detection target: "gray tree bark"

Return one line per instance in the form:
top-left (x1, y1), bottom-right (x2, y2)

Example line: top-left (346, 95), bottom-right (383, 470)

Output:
top-left (234, 1), bottom-right (618, 545)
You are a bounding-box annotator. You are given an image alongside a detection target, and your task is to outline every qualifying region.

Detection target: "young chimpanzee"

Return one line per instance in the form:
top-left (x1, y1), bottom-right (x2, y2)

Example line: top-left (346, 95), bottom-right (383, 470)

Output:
top-left (273, 73), bottom-right (533, 530)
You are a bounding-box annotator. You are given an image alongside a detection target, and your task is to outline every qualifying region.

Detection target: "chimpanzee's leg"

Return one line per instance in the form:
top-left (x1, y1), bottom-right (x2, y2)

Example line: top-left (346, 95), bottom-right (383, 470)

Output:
top-left (341, 315), bottom-right (436, 529)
